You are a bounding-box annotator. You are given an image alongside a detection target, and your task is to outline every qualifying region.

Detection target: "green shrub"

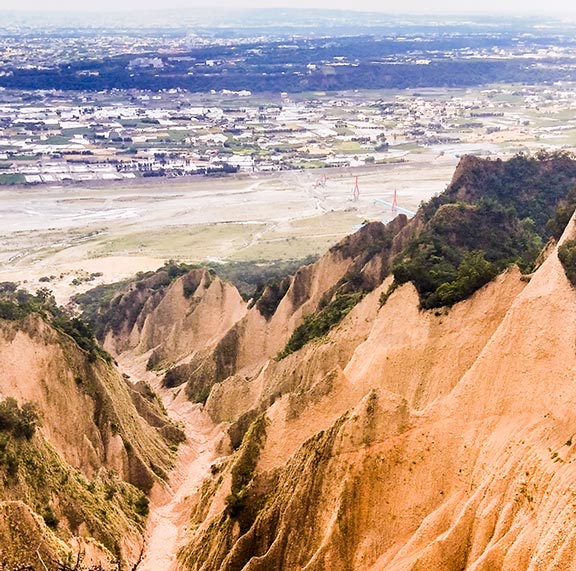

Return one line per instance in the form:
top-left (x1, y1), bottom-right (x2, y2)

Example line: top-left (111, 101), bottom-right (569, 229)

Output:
top-left (558, 239), bottom-right (576, 286)
top-left (51, 314), bottom-right (111, 363)
top-left (379, 281), bottom-right (399, 307)
top-left (0, 286), bottom-right (111, 363)
top-left (547, 187), bottom-right (576, 239)
top-left (428, 251), bottom-right (497, 308)
top-left (278, 292), bottom-right (364, 358)
top-left (42, 505), bottom-right (59, 529)
top-left (0, 398), bottom-right (40, 440)
top-left (0, 436), bottom-right (19, 477)
top-left (252, 275), bottom-right (291, 320)
top-left (0, 300), bottom-right (24, 320)
top-left (133, 494), bottom-right (149, 517)
top-left (393, 240), bottom-right (498, 309)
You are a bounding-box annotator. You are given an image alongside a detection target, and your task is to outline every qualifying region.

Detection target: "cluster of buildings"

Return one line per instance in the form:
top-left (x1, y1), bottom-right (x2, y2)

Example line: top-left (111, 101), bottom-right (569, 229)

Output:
top-left (0, 82), bottom-right (575, 185)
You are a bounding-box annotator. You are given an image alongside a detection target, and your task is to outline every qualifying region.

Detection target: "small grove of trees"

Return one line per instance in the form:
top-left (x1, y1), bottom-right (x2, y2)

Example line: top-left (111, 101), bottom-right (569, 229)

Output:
top-left (393, 249), bottom-right (498, 309)
top-left (548, 185), bottom-right (576, 240)
top-left (430, 251), bottom-right (497, 307)
top-left (390, 153), bottom-right (576, 309)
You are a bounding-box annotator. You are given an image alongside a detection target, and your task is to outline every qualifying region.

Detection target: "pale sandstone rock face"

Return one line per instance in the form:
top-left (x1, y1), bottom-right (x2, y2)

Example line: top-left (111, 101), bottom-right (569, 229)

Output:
top-left (0, 315), bottom-right (178, 568)
top-left (173, 218), bottom-right (576, 571)
top-left (104, 269), bottom-right (248, 365)
top-left (9, 156), bottom-right (576, 570)
top-left (0, 315), bottom-right (173, 488)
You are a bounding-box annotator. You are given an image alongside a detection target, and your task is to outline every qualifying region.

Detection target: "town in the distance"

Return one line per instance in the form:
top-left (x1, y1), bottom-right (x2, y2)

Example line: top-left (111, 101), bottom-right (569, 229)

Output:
top-left (1, 10), bottom-right (576, 185)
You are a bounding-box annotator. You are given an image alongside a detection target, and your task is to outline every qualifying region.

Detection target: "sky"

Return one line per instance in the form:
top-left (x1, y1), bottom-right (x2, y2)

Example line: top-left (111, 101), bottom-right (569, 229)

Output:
top-left (1, 0), bottom-right (576, 15)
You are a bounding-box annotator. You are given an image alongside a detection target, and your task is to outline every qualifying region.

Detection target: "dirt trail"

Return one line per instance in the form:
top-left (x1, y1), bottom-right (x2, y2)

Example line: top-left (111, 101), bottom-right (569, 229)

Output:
top-left (120, 358), bottom-right (224, 571)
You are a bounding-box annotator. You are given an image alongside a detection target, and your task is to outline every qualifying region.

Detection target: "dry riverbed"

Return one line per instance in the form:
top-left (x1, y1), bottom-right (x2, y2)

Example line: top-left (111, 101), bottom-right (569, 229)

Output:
top-left (1, 154), bottom-right (458, 301)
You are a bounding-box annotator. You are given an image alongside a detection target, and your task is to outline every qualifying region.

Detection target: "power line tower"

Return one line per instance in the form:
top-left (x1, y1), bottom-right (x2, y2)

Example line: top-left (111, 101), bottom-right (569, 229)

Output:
top-left (352, 176), bottom-right (360, 201)
top-left (313, 173), bottom-right (327, 188)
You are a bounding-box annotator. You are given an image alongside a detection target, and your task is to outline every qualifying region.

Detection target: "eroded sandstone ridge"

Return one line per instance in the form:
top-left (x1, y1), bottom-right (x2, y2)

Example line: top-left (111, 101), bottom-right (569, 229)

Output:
top-left (6, 153), bottom-right (576, 570)
top-left (101, 154), bottom-right (576, 570)
top-left (0, 293), bottom-right (183, 568)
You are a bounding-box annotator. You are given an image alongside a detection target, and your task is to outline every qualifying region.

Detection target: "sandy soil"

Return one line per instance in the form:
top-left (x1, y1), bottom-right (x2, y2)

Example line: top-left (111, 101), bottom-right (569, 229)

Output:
top-left (137, 402), bottom-right (221, 571)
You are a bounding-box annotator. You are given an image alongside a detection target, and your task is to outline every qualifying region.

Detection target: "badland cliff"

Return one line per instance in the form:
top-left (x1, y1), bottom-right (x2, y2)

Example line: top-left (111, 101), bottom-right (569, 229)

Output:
top-left (4, 153), bottom-right (576, 570)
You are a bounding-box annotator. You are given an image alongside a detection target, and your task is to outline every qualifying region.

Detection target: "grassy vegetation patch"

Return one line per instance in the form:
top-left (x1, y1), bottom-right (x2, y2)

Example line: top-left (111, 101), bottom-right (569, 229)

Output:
top-left (336, 141), bottom-right (363, 154)
top-left (39, 135), bottom-right (71, 145)
top-left (0, 432), bottom-right (149, 560)
top-left (297, 160), bottom-right (327, 168)
top-left (95, 223), bottom-right (265, 259)
top-left (278, 292), bottom-right (364, 359)
top-left (224, 414), bottom-right (268, 523)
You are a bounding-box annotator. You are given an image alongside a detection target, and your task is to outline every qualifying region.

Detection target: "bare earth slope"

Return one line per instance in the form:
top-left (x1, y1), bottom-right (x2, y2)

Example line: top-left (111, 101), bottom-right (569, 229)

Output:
top-left (0, 312), bottom-right (181, 569)
top-left (76, 154), bottom-right (576, 570)
top-left (103, 268), bottom-right (248, 369)
top-left (171, 216), bottom-right (576, 571)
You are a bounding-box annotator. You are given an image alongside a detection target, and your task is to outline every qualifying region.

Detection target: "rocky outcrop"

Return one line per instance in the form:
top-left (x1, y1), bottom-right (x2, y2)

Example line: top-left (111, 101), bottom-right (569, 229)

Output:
top-left (161, 218), bottom-right (411, 401)
top-left (102, 268), bottom-right (247, 369)
top-left (174, 210), bottom-right (576, 570)
top-left (0, 313), bottom-right (180, 568)
top-left (169, 157), bottom-right (576, 570)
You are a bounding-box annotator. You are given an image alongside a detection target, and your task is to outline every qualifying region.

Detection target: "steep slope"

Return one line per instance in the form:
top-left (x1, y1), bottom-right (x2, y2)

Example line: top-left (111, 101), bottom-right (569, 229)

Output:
top-left (176, 212), bottom-right (576, 571)
top-left (81, 153), bottom-right (576, 570)
top-left (102, 153), bottom-right (576, 405)
top-left (153, 217), bottom-right (409, 402)
top-left (0, 294), bottom-right (182, 569)
top-left (177, 269), bottom-right (528, 570)
top-left (172, 155), bottom-right (576, 570)
top-left (95, 266), bottom-right (247, 367)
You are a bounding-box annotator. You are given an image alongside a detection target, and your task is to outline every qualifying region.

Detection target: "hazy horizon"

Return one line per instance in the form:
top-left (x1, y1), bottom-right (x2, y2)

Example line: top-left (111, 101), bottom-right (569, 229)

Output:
top-left (1, 0), bottom-right (575, 16)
